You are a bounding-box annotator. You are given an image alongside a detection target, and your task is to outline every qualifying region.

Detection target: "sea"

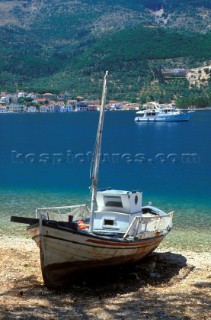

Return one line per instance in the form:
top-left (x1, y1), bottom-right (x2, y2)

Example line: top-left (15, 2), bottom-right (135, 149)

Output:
top-left (0, 110), bottom-right (210, 251)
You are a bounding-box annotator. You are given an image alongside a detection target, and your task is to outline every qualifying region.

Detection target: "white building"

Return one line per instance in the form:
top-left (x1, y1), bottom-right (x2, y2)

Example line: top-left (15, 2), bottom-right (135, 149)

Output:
top-left (0, 96), bottom-right (10, 104)
top-left (48, 105), bottom-right (55, 112)
top-left (17, 92), bottom-right (26, 98)
top-left (0, 106), bottom-right (7, 113)
top-left (40, 105), bottom-right (49, 112)
top-left (27, 106), bottom-right (37, 113)
top-left (7, 105), bottom-right (25, 113)
top-left (110, 103), bottom-right (123, 110)
top-left (60, 105), bottom-right (73, 112)
top-left (39, 105), bottom-right (61, 112)
top-left (26, 93), bottom-right (38, 99)
top-left (75, 102), bottom-right (88, 111)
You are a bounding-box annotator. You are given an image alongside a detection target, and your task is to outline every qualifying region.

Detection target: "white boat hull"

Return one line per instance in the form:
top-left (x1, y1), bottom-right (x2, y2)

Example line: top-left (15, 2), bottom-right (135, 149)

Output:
top-left (28, 221), bottom-right (166, 287)
top-left (135, 112), bottom-right (192, 122)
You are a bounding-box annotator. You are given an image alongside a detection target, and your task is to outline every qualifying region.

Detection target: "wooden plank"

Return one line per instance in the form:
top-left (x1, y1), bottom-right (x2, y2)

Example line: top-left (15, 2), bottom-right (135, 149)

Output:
top-left (10, 216), bottom-right (39, 225)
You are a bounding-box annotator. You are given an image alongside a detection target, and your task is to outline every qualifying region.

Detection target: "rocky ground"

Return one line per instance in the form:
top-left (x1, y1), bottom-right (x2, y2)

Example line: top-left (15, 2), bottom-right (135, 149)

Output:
top-left (0, 235), bottom-right (210, 320)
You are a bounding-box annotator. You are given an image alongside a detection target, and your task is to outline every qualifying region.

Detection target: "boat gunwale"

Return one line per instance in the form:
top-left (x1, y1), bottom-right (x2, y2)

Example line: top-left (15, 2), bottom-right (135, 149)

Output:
top-left (37, 220), bottom-right (165, 245)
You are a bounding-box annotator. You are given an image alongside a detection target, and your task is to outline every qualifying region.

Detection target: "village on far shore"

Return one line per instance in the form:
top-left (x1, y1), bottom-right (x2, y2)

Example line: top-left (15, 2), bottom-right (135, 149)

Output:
top-left (0, 91), bottom-right (144, 113)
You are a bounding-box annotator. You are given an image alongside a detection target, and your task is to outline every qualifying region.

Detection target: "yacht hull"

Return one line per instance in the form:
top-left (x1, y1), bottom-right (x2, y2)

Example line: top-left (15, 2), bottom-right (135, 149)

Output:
top-left (135, 112), bottom-right (192, 122)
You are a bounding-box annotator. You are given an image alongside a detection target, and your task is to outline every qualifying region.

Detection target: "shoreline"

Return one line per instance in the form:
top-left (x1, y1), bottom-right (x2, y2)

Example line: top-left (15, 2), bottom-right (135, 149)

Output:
top-left (0, 108), bottom-right (211, 115)
top-left (0, 235), bottom-right (210, 319)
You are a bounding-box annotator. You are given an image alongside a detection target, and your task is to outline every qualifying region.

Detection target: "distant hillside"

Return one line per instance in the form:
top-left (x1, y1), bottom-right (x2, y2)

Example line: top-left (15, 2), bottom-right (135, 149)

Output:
top-left (0, 0), bottom-right (211, 102)
top-left (1, 0), bottom-right (211, 33)
top-left (27, 26), bottom-right (211, 102)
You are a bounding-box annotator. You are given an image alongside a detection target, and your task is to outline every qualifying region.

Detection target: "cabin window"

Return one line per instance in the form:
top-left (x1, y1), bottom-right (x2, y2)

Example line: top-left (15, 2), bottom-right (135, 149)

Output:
top-left (104, 196), bottom-right (123, 207)
top-left (104, 219), bottom-right (114, 226)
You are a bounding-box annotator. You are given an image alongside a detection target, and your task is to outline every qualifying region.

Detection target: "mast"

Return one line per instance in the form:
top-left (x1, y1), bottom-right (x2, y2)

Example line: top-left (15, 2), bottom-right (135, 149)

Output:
top-left (89, 71), bottom-right (108, 233)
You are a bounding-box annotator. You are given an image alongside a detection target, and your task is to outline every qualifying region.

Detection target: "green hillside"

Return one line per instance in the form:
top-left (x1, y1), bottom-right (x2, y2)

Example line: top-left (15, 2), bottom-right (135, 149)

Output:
top-left (0, 0), bottom-right (210, 103)
top-left (27, 27), bottom-right (211, 102)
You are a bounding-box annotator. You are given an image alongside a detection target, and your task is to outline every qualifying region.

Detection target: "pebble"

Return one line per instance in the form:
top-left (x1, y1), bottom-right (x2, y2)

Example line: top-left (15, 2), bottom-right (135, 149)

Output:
top-left (8, 289), bottom-right (24, 297)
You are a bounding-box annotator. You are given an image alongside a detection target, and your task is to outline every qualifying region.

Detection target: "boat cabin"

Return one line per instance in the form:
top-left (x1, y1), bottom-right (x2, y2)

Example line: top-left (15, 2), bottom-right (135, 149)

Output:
top-left (93, 189), bottom-right (142, 233)
top-left (145, 111), bottom-right (157, 116)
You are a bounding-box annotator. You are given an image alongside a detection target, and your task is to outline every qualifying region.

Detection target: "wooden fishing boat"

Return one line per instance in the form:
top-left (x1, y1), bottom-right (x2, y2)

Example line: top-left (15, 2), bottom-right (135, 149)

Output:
top-left (11, 72), bottom-right (174, 288)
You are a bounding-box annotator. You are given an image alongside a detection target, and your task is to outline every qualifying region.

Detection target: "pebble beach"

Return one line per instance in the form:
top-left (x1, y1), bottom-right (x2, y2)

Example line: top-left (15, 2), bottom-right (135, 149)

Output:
top-left (0, 235), bottom-right (210, 320)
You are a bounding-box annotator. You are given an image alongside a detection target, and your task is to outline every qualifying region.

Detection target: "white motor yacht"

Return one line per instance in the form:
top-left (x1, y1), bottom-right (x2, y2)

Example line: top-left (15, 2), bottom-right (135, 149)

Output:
top-left (135, 103), bottom-right (193, 122)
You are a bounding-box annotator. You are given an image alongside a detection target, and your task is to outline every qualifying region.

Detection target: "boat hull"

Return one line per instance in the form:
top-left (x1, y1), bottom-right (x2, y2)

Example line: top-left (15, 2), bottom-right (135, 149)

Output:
top-left (135, 112), bottom-right (192, 122)
top-left (28, 222), bottom-right (165, 288)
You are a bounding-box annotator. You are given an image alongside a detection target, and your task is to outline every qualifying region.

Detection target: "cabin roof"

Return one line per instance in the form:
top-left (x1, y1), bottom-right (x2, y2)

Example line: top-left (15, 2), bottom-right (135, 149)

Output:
top-left (98, 189), bottom-right (141, 195)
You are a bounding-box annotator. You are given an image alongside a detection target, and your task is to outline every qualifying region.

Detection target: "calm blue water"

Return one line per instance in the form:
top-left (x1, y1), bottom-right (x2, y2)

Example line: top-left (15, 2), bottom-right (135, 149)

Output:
top-left (0, 111), bottom-right (210, 250)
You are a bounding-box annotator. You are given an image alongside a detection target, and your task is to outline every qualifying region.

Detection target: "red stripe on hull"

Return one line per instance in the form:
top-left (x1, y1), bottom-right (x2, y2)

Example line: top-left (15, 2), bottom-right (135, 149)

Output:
top-left (86, 236), bottom-right (163, 248)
